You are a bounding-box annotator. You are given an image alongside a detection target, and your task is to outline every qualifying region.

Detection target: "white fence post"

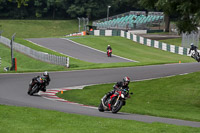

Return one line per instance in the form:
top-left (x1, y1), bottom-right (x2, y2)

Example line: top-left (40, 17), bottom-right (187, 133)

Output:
top-left (66, 57), bottom-right (69, 68)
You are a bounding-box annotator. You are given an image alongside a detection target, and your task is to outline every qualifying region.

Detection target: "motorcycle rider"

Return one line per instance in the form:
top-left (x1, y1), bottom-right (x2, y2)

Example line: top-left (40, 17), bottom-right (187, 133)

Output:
top-left (107, 45), bottom-right (112, 51)
top-left (28, 71), bottom-right (51, 93)
top-left (188, 43), bottom-right (199, 58)
top-left (107, 45), bottom-right (112, 57)
top-left (101, 76), bottom-right (130, 107)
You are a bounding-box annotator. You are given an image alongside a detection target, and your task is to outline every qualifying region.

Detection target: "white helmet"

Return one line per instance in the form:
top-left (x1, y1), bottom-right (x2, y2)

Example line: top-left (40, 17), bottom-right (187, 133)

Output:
top-left (43, 71), bottom-right (49, 77)
top-left (190, 43), bottom-right (194, 46)
top-left (108, 45), bottom-right (110, 47)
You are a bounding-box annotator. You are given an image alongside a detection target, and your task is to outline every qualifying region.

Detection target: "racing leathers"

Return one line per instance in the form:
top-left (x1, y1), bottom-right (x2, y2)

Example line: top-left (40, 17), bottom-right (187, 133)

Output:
top-left (29, 75), bottom-right (50, 92)
top-left (101, 81), bottom-right (130, 106)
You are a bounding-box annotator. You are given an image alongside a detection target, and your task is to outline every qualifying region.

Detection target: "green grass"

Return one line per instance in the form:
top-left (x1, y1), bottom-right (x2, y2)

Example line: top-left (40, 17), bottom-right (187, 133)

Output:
top-left (57, 71), bottom-right (200, 122)
top-left (0, 20), bottom-right (195, 72)
top-left (2, 36), bottom-right (194, 72)
top-left (1, 105), bottom-right (200, 133)
top-left (160, 38), bottom-right (200, 47)
top-left (159, 38), bottom-right (182, 47)
top-left (0, 20), bottom-right (78, 38)
top-left (0, 43), bottom-right (67, 72)
top-left (71, 36), bottom-right (193, 64)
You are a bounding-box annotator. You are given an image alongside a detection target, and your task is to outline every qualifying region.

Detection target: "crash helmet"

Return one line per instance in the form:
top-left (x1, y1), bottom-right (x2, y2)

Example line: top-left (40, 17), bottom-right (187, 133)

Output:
top-left (123, 76), bottom-right (130, 86)
top-left (190, 43), bottom-right (194, 46)
top-left (108, 45), bottom-right (110, 47)
top-left (43, 71), bottom-right (49, 78)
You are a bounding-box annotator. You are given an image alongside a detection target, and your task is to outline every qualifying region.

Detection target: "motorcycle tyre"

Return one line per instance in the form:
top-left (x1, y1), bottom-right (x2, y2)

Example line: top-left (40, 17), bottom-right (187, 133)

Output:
top-left (28, 84), bottom-right (38, 96)
top-left (98, 102), bottom-right (105, 112)
top-left (112, 100), bottom-right (123, 114)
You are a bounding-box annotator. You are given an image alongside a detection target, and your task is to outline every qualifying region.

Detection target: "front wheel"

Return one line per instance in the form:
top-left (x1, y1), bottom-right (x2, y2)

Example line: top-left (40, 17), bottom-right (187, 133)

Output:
top-left (28, 84), bottom-right (38, 96)
top-left (112, 100), bottom-right (123, 113)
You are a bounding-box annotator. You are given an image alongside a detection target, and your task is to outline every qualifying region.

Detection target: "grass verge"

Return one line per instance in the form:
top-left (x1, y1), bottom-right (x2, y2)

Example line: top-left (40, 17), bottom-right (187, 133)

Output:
top-left (57, 71), bottom-right (200, 122)
top-left (0, 20), bottom-right (195, 72)
top-left (0, 20), bottom-right (78, 38)
top-left (0, 105), bottom-right (200, 133)
top-left (160, 38), bottom-right (200, 47)
top-left (70, 36), bottom-right (193, 64)
top-left (0, 43), bottom-right (67, 72)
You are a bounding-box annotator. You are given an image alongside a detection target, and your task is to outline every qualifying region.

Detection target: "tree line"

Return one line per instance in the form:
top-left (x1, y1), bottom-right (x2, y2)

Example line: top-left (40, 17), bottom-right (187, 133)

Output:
top-left (0, 0), bottom-right (142, 19)
top-left (1, 0), bottom-right (200, 33)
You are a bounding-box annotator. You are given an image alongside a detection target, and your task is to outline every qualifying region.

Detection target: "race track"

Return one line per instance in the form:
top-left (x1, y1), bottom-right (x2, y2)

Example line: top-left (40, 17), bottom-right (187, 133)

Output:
top-left (1, 63), bottom-right (200, 127)
top-left (27, 38), bottom-right (135, 63)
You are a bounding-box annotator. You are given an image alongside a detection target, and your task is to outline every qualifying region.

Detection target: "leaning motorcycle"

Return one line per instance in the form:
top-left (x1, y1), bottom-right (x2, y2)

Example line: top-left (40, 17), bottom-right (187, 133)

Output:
top-left (107, 49), bottom-right (112, 57)
top-left (98, 88), bottom-right (133, 113)
top-left (27, 77), bottom-right (46, 96)
top-left (191, 51), bottom-right (200, 62)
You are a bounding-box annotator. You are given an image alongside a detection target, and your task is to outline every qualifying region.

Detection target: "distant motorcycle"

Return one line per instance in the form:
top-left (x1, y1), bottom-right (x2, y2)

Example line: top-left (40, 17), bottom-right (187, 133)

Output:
top-left (27, 77), bottom-right (47, 96)
top-left (107, 49), bottom-right (112, 57)
top-left (191, 51), bottom-right (200, 62)
top-left (98, 88), bottom-right (133, 113)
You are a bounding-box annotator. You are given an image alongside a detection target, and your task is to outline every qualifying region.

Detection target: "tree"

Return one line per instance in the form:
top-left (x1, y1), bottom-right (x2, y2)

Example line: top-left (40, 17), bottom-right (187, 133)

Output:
top-left (8, 0), bottom-right (29, 8)
top-left (139, 0), bottom-right (200, 33)
top-left (175, 0), bottom-right (200, 34)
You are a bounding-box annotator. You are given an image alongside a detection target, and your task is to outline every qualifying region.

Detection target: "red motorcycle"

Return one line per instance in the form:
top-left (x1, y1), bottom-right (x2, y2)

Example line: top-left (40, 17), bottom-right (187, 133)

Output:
top-left (107, 49), bottom-right (112, 57)
top-left (98, 88), bottom-right (133, 113)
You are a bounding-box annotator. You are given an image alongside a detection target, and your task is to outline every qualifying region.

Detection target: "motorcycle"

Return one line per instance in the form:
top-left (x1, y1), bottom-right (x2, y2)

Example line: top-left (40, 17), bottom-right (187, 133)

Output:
top-left (27, 77), bottom-right (46, 96)
top-left (107, 49), bottom-right (112, 57)
top-left (98, 88), bottom-right (133, 113)
top-left (191, 51), bottom-right (200, 62)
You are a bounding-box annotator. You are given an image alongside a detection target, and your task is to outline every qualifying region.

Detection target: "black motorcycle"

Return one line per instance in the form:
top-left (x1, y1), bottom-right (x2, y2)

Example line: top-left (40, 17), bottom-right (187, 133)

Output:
top-left (27, 77), bottom-right (46, 96)
top-left (98, 88), bottom-right (133, 113)
top-left (191, 51), bottom-right (200, 62)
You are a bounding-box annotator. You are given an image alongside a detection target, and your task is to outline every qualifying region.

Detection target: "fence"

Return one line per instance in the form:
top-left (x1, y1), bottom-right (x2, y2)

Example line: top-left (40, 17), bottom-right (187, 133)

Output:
top-left (182, 32), bottom-right (199, 48)
top-left (0, 36), bottom-right (69, 67)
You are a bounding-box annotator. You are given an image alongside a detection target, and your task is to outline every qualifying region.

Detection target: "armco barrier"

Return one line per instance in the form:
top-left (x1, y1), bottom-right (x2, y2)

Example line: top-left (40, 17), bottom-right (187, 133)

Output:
top-left (0, 36), bottom-right (69, 67)
top-left (91, 29), bottom-right (195, 56)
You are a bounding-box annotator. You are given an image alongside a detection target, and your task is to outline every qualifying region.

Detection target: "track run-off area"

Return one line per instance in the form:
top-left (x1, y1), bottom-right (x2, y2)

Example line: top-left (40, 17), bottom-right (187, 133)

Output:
top-left (1, 63), bottom-right (200, 127)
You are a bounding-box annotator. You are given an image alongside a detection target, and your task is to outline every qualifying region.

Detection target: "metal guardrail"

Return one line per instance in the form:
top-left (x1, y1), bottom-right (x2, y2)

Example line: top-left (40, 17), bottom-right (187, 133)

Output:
top-left (0, 36), bottom-right (69, 67)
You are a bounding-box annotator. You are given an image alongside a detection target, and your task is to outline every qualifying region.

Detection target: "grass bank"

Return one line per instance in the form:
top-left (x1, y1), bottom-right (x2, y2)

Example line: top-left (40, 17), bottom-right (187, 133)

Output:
top-left (71, 36), bottom-right (193, 64)
top-left (0, 20), bottom-right (195, 72)
top-left (1, 36), bottom-right (194, 72)
top-left (0, 43), bottom-right (67, 72)
top-left (57, 71), bottom-right (200, 122)
top-left (160, 38), bottom-right (200, 47)
top-left (0, 105), bottom-right (200, 133)
top-left (0, 20), bottom-right (78, 38)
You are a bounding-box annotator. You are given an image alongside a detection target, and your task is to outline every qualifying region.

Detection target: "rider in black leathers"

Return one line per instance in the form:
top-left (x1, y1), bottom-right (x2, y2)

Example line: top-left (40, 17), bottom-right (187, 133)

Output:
top-left (28, 71), bottom-right (51, 92)
top-left (101, 77), bottom-right (130, 106)
top-left (189, 43), bottom-right (199, 57)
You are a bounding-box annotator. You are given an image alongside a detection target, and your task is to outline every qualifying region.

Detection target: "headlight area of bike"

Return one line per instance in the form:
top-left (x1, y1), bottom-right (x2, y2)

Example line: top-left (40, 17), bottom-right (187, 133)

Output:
top-left (121, 94), bottom-right (125, 98)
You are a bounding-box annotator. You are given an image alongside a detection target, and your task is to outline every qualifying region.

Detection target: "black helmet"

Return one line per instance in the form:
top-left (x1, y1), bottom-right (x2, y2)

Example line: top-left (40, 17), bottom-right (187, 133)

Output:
top-left (123, 76), bottom-right (130, 85)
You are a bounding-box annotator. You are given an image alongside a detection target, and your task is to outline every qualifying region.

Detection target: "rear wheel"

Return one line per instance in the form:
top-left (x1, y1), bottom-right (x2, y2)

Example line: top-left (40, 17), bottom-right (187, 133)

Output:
top-left (98, 102), bottom-right (104, 112)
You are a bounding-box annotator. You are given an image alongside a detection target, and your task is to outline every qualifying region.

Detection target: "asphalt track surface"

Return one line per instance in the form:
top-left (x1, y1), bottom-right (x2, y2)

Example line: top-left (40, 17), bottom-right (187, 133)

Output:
top-left (1, 63), bottom-right (200, 127)
top-left (27, 38), bottom-right (134, 63)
